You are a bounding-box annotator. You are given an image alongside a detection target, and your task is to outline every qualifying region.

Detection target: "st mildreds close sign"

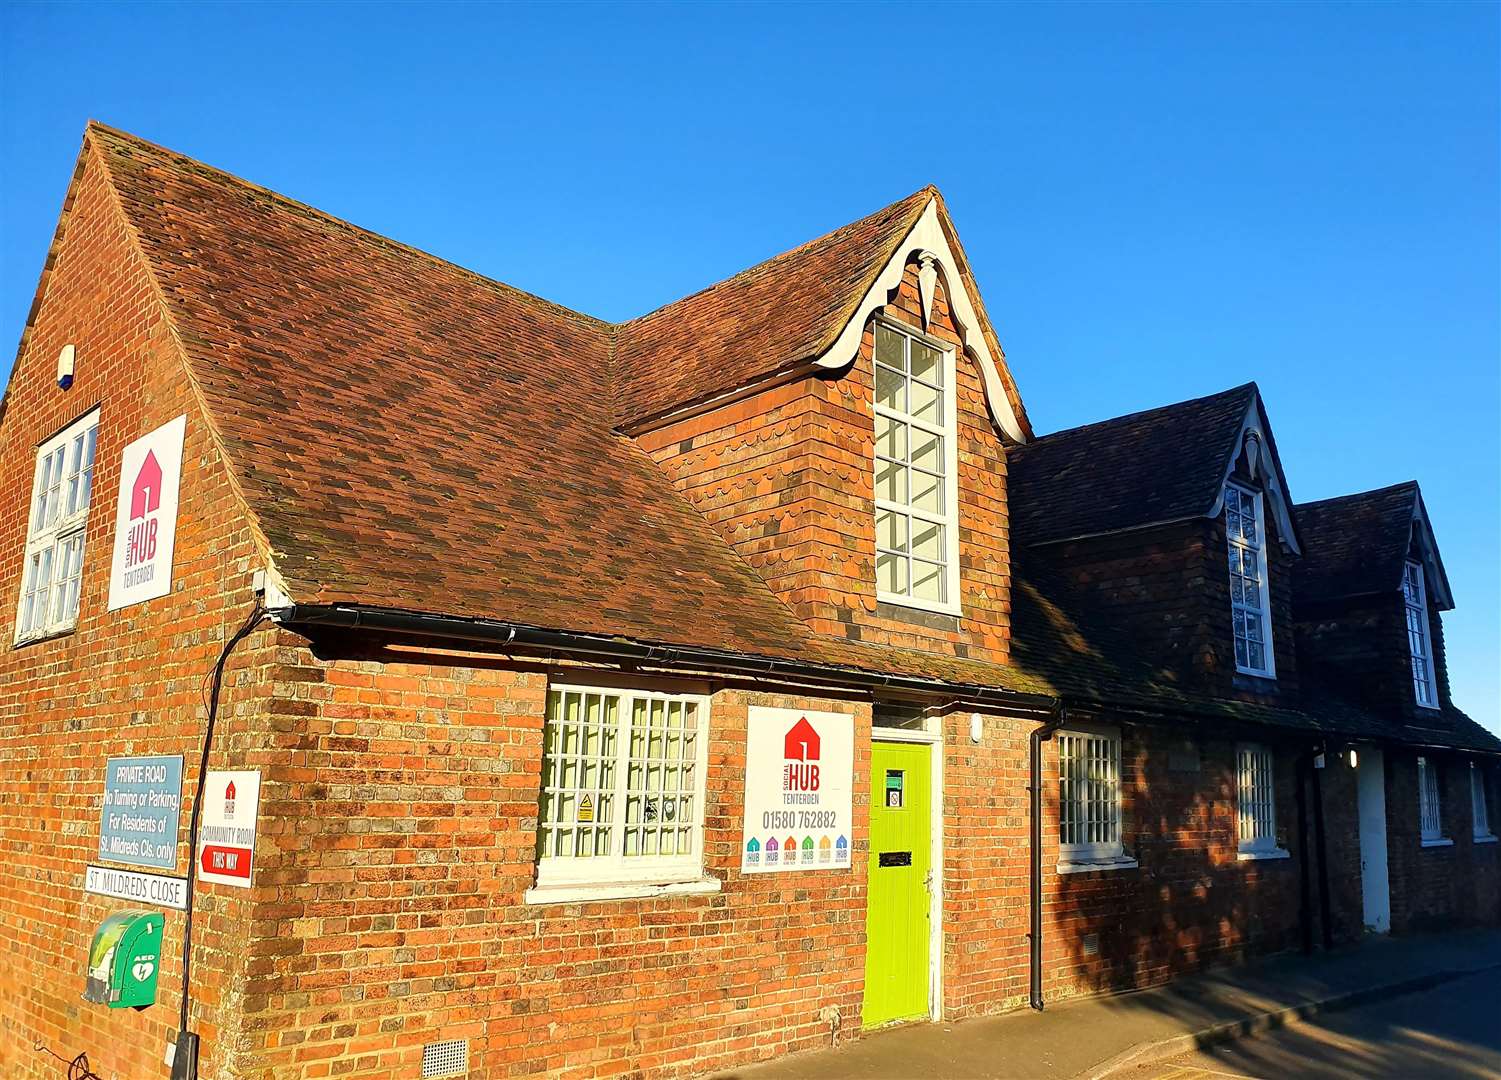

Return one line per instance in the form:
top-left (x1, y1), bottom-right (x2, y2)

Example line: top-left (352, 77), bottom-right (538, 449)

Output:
top-left (99, 756), bottom-right (183, 871)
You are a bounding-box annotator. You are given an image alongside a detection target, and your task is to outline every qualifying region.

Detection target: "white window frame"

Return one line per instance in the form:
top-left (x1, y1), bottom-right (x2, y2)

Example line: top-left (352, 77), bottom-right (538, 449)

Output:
top-left (871, 315), bottom-right (962, 617)
top-left (1235, 743), bottom-right (1287, 859)
top-left (1057, 725), bottom-right (1135, 872)
top-left (1225, 481), bottom-right (1275, 678)
top-left (1417, 755), bottom-right (1450, 846)
top-left (1404, 561), bottom-right (1439, 711)
top-left (530, 683), bottom-right (712, 898)
top-left (15, 410), bottom-right (99, 643)
top-left (1472, 762), bottom-right (1495, 843)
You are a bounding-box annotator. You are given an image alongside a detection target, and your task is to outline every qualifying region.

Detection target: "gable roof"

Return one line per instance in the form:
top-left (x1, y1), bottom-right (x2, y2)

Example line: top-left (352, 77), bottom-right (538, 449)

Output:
top-left (1009, 383), bottom-right (1298, 550)
top-left (613, 189), bottom-right (932, 428)
top-left (1010, 557), bottom-right (1499, 753)
top-left (1294, 481), bottom-right (1453, 610)
top-left (49, 123), bottom-right (1056, 699)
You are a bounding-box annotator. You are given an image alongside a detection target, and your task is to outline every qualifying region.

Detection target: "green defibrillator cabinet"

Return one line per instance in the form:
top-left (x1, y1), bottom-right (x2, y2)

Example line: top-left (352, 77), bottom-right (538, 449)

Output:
top-left (84, 910), bottom-right (164, 1009)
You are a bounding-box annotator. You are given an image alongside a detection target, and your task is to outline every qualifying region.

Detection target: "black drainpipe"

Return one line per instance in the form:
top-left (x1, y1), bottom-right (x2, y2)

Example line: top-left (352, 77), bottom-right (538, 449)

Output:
top-left (1311, 743), bottom-right (1334, 950)
top-left (1295, 751), bottom-right (1313, 955)
top-left (1028, 704), bottom-right (1067, 1011)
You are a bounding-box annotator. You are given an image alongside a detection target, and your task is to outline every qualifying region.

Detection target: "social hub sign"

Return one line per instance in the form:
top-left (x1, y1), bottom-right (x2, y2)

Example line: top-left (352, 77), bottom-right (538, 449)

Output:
top-left (197, 770), bottom-right (260, 888)
top-left (740, 706), bottom-right (853, 873)
top-left (107, 414), bottom-right (186, 611)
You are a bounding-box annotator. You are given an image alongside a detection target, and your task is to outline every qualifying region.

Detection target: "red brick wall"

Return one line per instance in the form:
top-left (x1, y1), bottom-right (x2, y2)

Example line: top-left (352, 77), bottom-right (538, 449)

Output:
top-left (238, 647), bottom-right (877, 1079)
top-left (0, 138), bottom-right (276, 1079)
top-left (1383, 750), bottom-right (1501, 934)
top-left (1034, 721), bottom-right (1305, 1000)
top-left (637, 259), bottom-right (1015, 663)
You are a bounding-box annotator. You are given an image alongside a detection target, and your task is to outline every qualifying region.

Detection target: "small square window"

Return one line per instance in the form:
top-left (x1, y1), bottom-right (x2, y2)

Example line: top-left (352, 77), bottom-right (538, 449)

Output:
top-left (534, 686), bottom-right (708, 890)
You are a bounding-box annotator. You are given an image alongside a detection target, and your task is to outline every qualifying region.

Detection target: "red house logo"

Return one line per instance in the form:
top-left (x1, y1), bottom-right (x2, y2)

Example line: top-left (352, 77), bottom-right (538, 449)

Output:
top-left (784, 717), bottom-right (821, 761)
top-left (130, 450), bottom-right (163, 520)
top-left (124, 451), bottom-right (163, 570)
top-left (783, 717), bottom-right (821, 793)
top-left (224, 780), bottom-right (237, 820)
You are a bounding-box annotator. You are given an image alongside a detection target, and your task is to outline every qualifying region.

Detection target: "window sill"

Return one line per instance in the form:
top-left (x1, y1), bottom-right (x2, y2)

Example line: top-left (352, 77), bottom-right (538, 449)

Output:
top-left (524, 877), bottom-right (721, 905)
top-left (1420, 837), bottom-right (1454, 849)
top-left (1473, 834), bottom-right (1498, 845)
top-left (1237, 847), bottom-right (1291, 862)
top-left (1057, 855), bottom-right (1138, 875)
top-left (875, 591), bottom-right (963, 620)
top-left (12, 626), bottom-right (77, 649)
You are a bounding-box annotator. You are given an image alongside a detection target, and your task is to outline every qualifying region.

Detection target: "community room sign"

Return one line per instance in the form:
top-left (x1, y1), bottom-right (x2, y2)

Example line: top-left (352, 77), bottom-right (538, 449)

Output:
top-left (740, 706), bottom-right (853, 872)
top-left (197, 771), bottom-right (261, 888)
top-left (107, 414), bottom-right (186, 611)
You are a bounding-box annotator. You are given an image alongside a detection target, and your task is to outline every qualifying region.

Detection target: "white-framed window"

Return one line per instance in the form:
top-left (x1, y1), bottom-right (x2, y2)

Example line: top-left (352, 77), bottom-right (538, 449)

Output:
top-left (534, 684), bottom-right (709, 890)
top-left (1236, 744), bottom-right (1278, 853)
top-left (1418, 755), bottom-right (1446, 844)
top-left (1472, 763), bottom-right (1494, 841)
top-left (15, 410), bottom-right (99, 643)
top-left (1403, 561), bottom-right (1438, 710)
top-left (873, 317), bottom-right (960, 615)
top-left (1059, 727), bottom-right (1124, 861)
top-left (1225, 482), bottom-right (1275, 677)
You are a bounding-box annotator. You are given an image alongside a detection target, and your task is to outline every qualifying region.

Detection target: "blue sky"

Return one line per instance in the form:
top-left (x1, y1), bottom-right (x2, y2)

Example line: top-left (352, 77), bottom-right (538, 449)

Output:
top-left (2, 2), bottom-right (1497, 730)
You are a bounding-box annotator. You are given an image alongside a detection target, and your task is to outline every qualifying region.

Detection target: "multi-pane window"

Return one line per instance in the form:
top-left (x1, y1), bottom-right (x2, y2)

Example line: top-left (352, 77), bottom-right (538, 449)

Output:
top-left (1472, 763), bottom-right (1493, 840)
top-left (1403, 561), bottom-right (1438, 709)
top-left (1225, 482), bottom-right (1274, 677)
top-left (1418, 756), bottom-right (1443, 842)
top-left (873, 320), bottom-right (958, 612)
top-left (1237, 744), bottom-right (1277, 852)
top-left (535, 685), bottom-right (708, 888)
top-left (1059, 729), bottom-right (1123, 859)
top-left (16, 411), bottom-right (99, 642)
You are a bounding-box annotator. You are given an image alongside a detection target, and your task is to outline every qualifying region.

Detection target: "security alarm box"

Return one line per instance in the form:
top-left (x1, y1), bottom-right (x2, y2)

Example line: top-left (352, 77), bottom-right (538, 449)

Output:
top-left (84, 910), bottom-right (164, 1009)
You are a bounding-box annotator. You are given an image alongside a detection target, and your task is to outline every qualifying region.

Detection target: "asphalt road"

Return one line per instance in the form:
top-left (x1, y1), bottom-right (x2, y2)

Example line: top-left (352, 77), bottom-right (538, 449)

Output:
top-left (1128, 968), bottom-right (1501, 1080)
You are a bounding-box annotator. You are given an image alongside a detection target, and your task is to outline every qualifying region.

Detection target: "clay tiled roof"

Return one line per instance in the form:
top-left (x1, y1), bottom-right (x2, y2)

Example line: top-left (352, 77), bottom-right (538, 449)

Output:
top-left (81, 123), bottom-right (1052, 697)
top-left (1009, 561), bottom-right (1500, 752)
top-left (1009, 384), bottom-right (1259, 546)
top-left (1294, 482), bottom-right (1451, 609)
top-left (612, 189), bottom-right (933, 428)
top-left (91, 123), bottom-right (818, 657)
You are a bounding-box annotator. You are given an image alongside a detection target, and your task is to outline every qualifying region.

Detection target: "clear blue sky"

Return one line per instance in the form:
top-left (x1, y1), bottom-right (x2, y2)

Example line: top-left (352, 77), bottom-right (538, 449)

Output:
top-left (2, 2), bottom-right (1497, 731)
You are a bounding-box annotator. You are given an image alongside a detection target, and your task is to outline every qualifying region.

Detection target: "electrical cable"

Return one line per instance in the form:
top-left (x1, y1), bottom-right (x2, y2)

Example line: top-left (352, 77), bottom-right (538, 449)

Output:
top-left (176, 602), bottom-right (269, 1043)
top-left (34, 1043), bottom-right (104, 1080)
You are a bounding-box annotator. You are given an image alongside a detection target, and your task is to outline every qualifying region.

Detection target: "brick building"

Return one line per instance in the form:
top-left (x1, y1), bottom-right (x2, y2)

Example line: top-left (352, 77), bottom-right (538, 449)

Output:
top-left (0, 123), bottom-right (1496, 1079)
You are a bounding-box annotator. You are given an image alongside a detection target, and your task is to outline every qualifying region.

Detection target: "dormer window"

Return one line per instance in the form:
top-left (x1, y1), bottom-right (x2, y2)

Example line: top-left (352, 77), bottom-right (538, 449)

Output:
top-left (1225, 481), bottom-right (1274, 677)
top-left (873, 318), bottom-right (959, 614)
top-left (1403, 561), bottom-right (1438, 710)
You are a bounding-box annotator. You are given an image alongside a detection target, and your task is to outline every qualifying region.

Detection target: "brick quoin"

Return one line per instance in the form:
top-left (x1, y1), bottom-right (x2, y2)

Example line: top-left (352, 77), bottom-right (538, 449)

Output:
top-left (0, 128), bottom-right (1496, 1080)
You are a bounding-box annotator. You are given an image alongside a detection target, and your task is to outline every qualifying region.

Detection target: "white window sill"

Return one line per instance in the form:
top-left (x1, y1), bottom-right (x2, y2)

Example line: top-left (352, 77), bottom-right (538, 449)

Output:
top-left (1237, 847), bottom-right (1291, 862)
top-left (1420, 837), bottom-right (1454, 848)
top-left (876, 591), bottom-right (963, 619)
top-left (1234, 666), bottom-right (1277, 681)
top-left (524, 877), bottom-right (721, 905)
top-left (13, 626), bottom-right (77, 648)
top-left (1057, 856), bottom-right (1138, 875)
top-left (1473, 834), bottom-right (1498, 845)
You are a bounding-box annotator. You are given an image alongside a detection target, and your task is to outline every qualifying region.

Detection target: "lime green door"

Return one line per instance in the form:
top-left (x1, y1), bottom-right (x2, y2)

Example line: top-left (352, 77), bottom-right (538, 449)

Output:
top-left (863, 740), bottom-right (932, 1028)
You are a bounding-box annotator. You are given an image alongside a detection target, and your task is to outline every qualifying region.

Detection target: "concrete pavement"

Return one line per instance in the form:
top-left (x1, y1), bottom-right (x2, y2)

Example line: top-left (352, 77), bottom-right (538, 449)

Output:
top-left (1127, 966), bottom-right (1501, 1079)
top-left (713, 929), bottom-right (1501, 1080)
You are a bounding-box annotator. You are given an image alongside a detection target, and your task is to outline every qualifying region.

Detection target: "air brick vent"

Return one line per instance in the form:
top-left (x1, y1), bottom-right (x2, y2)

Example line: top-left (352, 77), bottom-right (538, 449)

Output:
top-left (422, 1039), bottom-right (468, 1078)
